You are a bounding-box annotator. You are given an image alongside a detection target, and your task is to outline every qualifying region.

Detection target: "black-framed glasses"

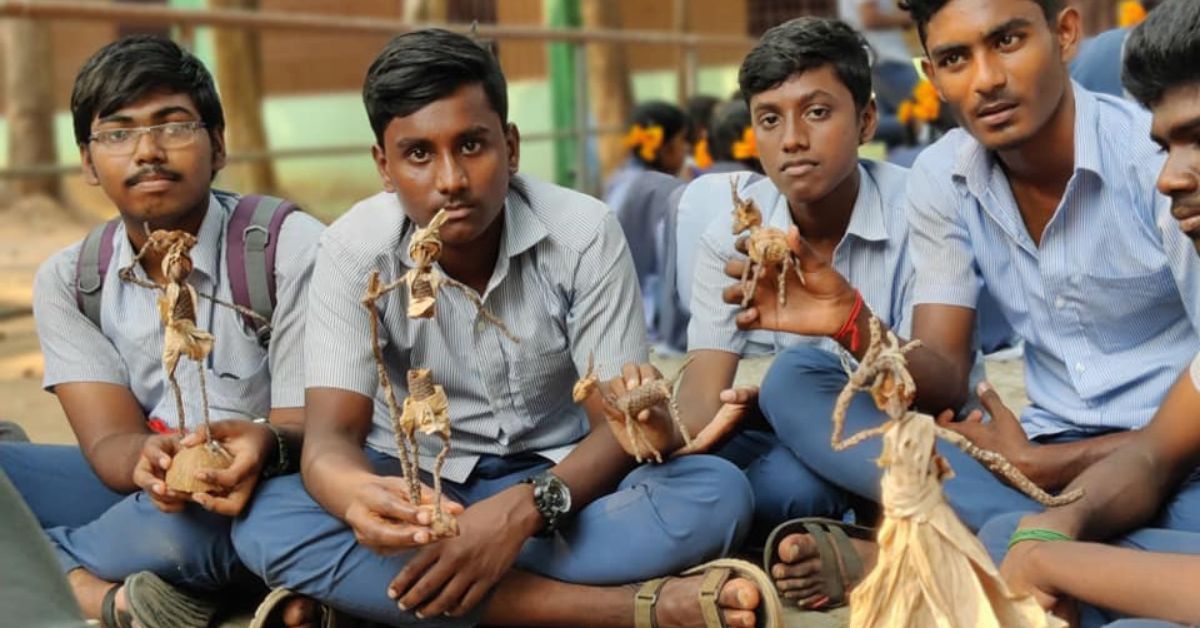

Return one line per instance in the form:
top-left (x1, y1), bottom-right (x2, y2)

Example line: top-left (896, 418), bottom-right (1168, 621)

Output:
top-left (88, 121), bottom-right (207, 155)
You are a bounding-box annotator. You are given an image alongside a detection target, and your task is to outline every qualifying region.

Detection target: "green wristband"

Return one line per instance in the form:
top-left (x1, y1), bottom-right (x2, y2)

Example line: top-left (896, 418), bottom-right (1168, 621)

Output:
top-left (1008, 527), bottom-right (1073, 550)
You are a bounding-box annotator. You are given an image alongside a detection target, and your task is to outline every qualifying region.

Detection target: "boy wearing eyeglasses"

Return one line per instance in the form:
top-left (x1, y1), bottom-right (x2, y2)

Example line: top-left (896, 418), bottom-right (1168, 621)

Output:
top-left (0, 36), bottom-right (323, 628)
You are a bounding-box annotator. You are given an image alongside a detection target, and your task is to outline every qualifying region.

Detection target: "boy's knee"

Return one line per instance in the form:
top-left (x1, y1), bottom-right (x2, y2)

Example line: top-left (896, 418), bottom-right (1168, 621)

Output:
top-left (230, 475), bottom-right (308, 582)
top-left (667, 455), bottom-right (754, 544)
top-left (760, 347), bottom-right (843, 416)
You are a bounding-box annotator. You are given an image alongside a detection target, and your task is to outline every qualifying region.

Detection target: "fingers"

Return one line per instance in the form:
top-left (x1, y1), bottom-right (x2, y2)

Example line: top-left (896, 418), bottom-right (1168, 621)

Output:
top-left (721, 277), bottom-right (745, 305)
top-left (141, 436), bottom-right (179, 474)
top-left (786, 226), bottom-right (827, 273)
top-left (179, 424), bottom-right (208, 448)
top-left (197, 451), bottom-right (259, 491)
top-left (976, 381), bottom-right (1015, 421)
top-left (934, 409), bottom-right (956, 426)
top-left (733, 235), bottom-right (749, 256)
top-left (734, 308), bottom-right (761, 330)
top-left (718, 385), bottom-right (759, 405)
top-left (672, 405), bottom-right (743, 457)
top-left (415, 572), bottom-right (471, 618)
top-left (448, 582), bottom-right (490, 618)
top-left (347, 504), bottom-right (437, 551)
top-left (417, 484), bottom-right (466, 515)
top-left (192, 482), bottom-right (254, 516)
top-left (388, 548), bottom-right (442, 609)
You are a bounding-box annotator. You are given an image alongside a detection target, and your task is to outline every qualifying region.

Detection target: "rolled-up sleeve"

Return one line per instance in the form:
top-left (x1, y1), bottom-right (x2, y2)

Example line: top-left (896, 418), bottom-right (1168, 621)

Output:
top-left (907, 159), bottom-right (981, 309)
top-left (686, 221), bottom-right (746, 355)
top-left (567, 211), bottom-right (648, 381)
top-left (34, 248), bottom-right (129, 390)
top-left (304, 232), bottom-right (384, 397)
top-left (266, 213), bottom-right (324, 408)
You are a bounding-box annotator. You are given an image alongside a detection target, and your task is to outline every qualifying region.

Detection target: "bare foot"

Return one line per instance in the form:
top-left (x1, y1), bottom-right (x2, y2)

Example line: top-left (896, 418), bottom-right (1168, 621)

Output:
top-left (771, 533), bottom-right (877, 608)
top-left (66, 568), bottom-right (124, 620)
top-left (278, 595), bottom-right (321, 628)
top-left (651, 574), bottom-right (761, 628)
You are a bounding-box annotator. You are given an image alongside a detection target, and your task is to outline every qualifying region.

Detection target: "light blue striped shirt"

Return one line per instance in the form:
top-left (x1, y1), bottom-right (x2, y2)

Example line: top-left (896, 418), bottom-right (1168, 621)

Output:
top-left (908, 83), bottom-right (1200, 437)
top-left (33, 193), bottom-right (323, 427)
top-left (305, 175), bottom-right (647, 483)
top-left (687, 160), bottom-right (915, 357)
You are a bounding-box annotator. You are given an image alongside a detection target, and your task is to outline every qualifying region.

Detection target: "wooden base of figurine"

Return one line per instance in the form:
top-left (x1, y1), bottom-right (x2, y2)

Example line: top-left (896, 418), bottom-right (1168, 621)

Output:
top-left (165, 442), bottom-right (234, 493)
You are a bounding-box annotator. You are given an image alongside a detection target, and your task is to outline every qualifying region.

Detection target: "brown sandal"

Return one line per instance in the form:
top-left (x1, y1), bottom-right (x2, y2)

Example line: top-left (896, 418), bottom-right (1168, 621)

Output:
top-left (633, 558), bottom-right (784, 628)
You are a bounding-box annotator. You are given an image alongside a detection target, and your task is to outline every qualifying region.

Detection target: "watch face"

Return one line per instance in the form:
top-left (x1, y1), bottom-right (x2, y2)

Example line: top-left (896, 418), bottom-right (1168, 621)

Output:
top-left (539, 475), bottom-right (571, 513)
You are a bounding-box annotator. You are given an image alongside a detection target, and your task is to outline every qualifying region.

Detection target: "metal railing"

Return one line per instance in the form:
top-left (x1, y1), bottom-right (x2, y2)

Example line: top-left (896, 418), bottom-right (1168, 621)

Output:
top-left (0, 1), bottom-right (756, 193)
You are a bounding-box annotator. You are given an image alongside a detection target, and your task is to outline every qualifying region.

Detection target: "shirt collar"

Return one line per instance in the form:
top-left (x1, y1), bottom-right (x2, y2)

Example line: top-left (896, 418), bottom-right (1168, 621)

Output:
top-left (764, 162), bottom-right (889, 244)
top-left (113, 193), bottom-right (224, 284)
top-left (397, 178), bottom-right (549, 268)
top-left (953, 80), bottom-right (1102, 198)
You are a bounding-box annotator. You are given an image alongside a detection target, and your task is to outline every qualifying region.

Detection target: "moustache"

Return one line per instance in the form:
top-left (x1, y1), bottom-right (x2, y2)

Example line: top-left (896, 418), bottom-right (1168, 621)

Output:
top-left (125, 167), bottom-right (182, 188)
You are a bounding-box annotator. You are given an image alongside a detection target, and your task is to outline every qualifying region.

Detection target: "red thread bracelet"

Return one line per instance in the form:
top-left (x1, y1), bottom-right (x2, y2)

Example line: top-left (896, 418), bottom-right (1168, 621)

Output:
top-left (834, 291), bottom-right (864, 352)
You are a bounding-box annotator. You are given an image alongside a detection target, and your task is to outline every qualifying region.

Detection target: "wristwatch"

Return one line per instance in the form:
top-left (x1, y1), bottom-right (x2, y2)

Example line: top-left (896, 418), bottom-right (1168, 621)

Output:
top-left (521, 471), bottom-right (572, 537)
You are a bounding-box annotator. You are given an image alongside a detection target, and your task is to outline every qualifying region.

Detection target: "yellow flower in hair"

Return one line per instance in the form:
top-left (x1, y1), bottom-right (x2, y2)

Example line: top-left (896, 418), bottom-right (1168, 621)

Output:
top-left (693, 138), bottom-right (714, 170)
top-left (898, 101), bottom-right (915, 125)
top-left (1118, 0), bottom-right (1147, 27)
top-left (731, 127), bottom-right (758, 160)
top-left (623, 124), bottom-right (665, 162)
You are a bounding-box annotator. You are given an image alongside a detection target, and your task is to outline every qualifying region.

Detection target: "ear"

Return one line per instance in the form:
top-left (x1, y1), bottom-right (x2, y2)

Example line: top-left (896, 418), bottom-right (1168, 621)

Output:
top-left (209, 127), bottom-right (228, 174)
top-left (1056, 5), bottom-right (1083, 64)
top-left (79, 145), bottom-right (100, 186)
top-left (371, 144), bottom-right (396, 193)
top-left (505, 122), bottom-right (521, 174)
top-left (859, 98), bottom-right (879, 146)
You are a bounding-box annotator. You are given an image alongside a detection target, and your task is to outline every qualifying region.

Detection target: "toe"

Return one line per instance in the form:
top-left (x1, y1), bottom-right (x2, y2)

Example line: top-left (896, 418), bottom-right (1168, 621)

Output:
top-left (722, 609), bottom-right (757, 628)
top-left (778, 533), bottom-right (816, 564)
top-left (718, 577), bottom-right (760, 610)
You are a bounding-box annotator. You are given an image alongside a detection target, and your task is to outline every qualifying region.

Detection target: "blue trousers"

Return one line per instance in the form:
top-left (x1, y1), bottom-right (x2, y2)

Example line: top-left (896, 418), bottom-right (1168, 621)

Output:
top-left (232, 449), bottom-right (753, 626)
top-left (979, 513), bottom-right (1200, 628)
top-left (759, 346), bottom-right (1051, 531)
top-left (713, 430), bottom-right (848, 540)
top-left (0, 442), bottom-right (244, 591)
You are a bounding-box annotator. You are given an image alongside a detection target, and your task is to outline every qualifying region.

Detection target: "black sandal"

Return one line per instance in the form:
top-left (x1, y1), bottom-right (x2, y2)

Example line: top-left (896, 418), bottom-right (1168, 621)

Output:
top-left (100, 583), bottom-right (134, 628)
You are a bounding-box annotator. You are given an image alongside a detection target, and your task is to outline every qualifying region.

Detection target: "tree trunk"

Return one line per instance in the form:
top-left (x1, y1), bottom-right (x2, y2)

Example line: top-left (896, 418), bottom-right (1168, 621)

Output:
top-left (2, 18), bottom-right (61, 200)
top-left (403, 0), bottom-right (450, 23)
top-left (210, 0), bottom-right (276, 194)
top-left (581, 0), bottom-right (633, 183)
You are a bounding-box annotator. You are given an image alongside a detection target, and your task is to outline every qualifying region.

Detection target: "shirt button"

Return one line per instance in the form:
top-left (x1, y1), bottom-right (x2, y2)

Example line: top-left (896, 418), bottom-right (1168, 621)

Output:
top-left (1055, 297), bottom-right (1066, 309)
top-left (475, 319), bottom-right (486, 332)
top-left (1075, 362), bottom-right (1085, 373)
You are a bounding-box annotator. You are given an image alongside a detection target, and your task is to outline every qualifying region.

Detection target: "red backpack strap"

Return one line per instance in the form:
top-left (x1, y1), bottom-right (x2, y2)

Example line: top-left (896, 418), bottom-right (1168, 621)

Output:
top-left (226, 194), bottom-right (298, 347)
top-left (75, 219), bottom-right (120, 328)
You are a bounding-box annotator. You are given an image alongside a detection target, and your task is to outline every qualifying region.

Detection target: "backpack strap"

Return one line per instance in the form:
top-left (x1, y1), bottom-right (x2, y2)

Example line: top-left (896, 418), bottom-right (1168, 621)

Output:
top-left (75, 219), bottom-right (120, 329)
top-left (226, 194), bottom-right (298, 347)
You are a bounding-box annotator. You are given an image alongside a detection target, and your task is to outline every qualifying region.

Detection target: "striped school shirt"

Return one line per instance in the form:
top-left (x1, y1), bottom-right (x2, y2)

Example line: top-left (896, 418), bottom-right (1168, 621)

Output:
top-left (907, 82), bottom-right (1200, 437)
top-left (305, 174), bottom-right (647, 483)
top-left (33, 193), bottom-right (324, 427)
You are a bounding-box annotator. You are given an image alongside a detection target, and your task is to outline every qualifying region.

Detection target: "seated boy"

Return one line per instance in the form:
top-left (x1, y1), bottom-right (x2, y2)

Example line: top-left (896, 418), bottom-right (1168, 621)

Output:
top-left (0, 36), bottom-right (323, 627)
top-left (231, 29), bottom-right (771, 628)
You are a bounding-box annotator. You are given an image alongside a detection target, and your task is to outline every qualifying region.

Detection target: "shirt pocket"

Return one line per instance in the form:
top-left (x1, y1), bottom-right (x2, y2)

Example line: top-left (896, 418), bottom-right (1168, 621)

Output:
top-left (514, 345), bottom-right (574, 428)
top-left (206, 353), bottom-right (272, 419)
top-left (1078, 267), bottom-right (1182, 354)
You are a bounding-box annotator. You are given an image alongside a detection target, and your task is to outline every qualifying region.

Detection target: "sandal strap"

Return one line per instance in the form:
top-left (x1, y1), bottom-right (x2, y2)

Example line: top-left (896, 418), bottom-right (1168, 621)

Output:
top-left (101, 584), bottom-right (133, 628)
top-left (696, 567), bottom-right (731, 628)
top-left (802, 522), bottom-right (846, 604)
top-left (634, 577), bottom-right (669, 628)
top-left (827, 524), bottom-right (864, 584)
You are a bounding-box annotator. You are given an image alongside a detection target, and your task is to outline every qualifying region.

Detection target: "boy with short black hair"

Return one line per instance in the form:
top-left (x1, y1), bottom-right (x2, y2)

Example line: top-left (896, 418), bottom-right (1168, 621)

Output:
top-left (0, 35), bottom-right (323, 627)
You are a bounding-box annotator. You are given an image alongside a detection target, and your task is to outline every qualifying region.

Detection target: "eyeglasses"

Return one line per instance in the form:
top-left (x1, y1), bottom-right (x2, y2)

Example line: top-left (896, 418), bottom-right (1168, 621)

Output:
top-left (88, 121), bottom-right (207, 155)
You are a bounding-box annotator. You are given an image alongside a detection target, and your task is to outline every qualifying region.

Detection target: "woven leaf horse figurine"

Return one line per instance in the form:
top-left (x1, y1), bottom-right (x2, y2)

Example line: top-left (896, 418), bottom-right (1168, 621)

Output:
top-left (730, 176), bottom-right (804, 308)
top-left (119, 228), bottom-right (235, 493)
top-left (832, 318), bottom-right (1078, 628)
top-left (572, 355), bottom-right (694, 463)
top-left (362, 279), bottom-right (459, 538)
top-left (363, 208), bottom-right (517, 342)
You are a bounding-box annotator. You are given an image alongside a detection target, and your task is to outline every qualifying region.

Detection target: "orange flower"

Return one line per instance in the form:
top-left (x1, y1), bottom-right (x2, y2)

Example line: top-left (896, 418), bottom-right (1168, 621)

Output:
top-left (731, 127), bottom-right (758, 160)
top-left (1118, 0), bottom-right (1147, 27)
top-left (693, 138), bottom-right (714, 170)
top-left (623, 124), bottom-right (664, 162)
top-left (899, 78), bottom-right (941, 124)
